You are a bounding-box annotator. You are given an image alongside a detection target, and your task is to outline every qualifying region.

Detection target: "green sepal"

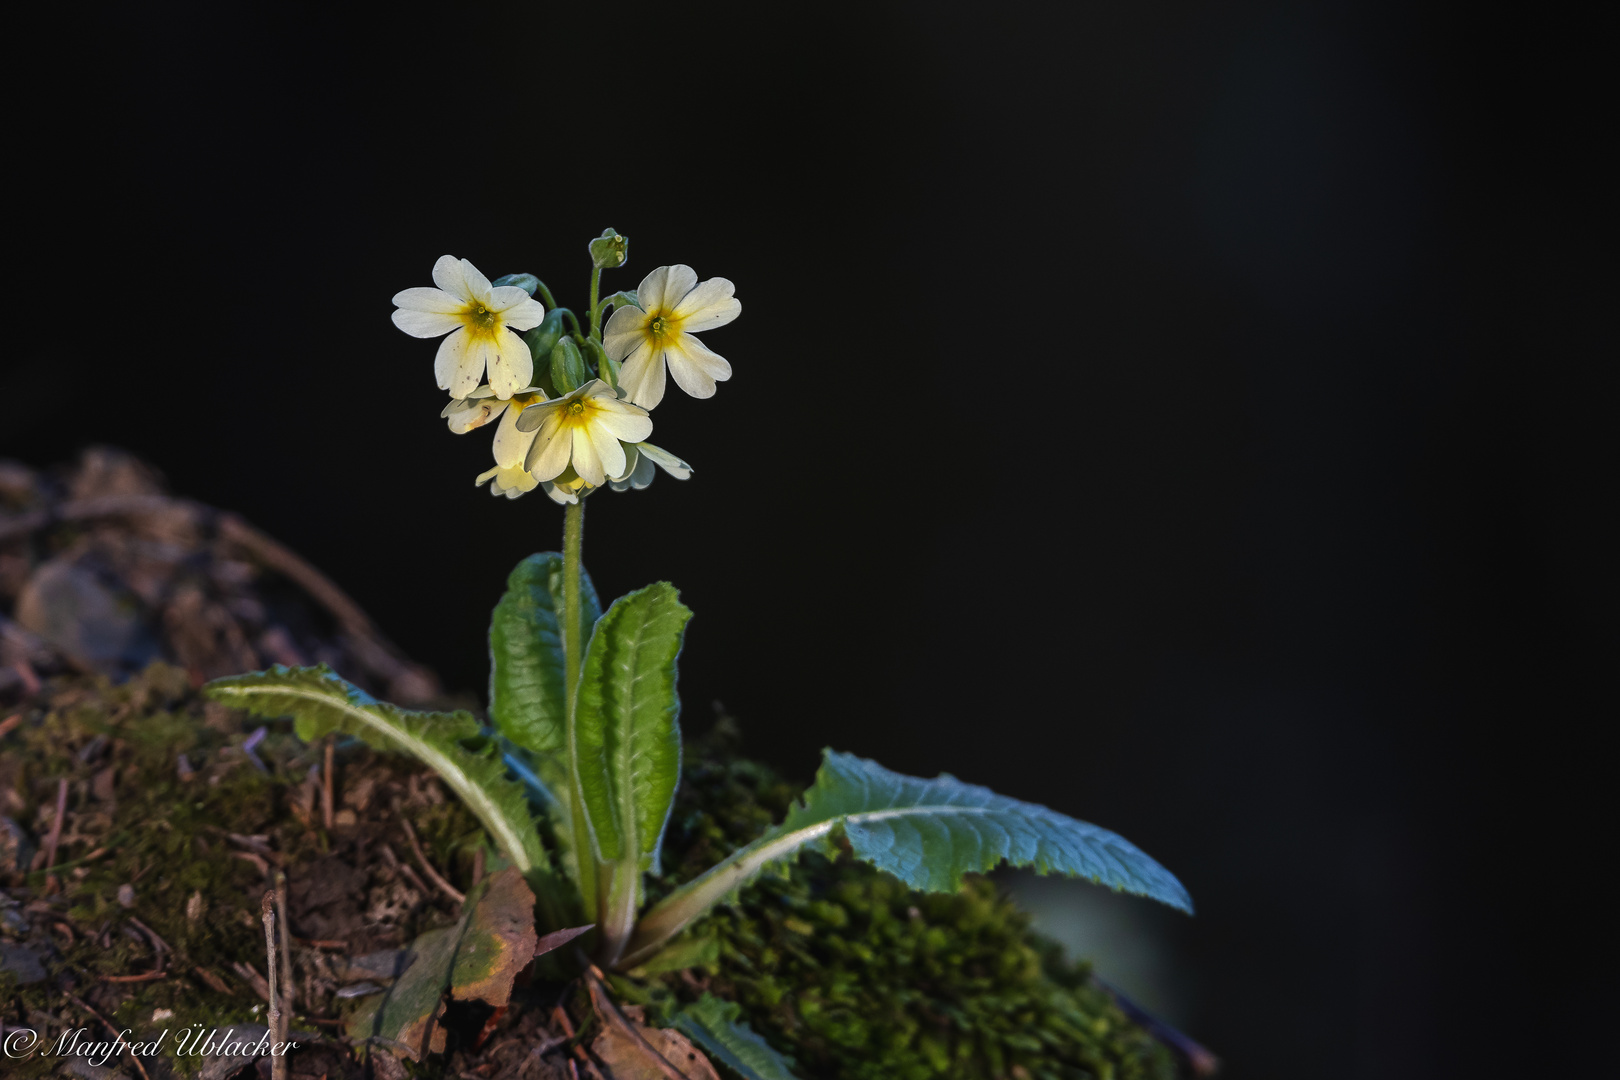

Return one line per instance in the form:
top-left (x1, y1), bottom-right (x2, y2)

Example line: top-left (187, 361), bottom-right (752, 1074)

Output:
top-left (491, 272), bottom-right (540, 296)
top-left (550, 337), bottom-right (589, 394)
top-left (525, 309), bottom-right (570, 394)
top-left (589, 228), bottom-right (628, 269)
top-left (582, 338), bottom-right (618, 391)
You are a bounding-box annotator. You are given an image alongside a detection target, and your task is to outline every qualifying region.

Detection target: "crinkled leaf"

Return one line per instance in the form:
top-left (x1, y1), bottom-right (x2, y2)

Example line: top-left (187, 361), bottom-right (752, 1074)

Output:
top-left (622, 749), bottom-right (1191, 969)
top-left (573, 583), bottom-right (690, 960)
top-left (674, 995), bottom-right (799, 1080)
top-left (489, 552), bottom-right (602, 761)
top-left (346, 868), bottom-right (536, 1059)
top-left (205, 665), bottom-right (546, 878)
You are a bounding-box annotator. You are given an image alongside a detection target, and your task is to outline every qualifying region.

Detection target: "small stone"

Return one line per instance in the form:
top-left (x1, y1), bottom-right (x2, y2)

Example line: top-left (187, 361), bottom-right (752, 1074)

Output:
top-left (117, 883), bottom-right (136, 908)
top-left (333, 809), bottom-right (357, 827)
top-left (187, 890), bottom-right (206, 922)
top-left (152, 1008), bottom-right (174, 1021)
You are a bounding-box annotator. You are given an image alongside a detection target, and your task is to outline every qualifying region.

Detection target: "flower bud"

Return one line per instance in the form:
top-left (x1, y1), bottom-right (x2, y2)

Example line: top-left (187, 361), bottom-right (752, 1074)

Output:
top-left (524, 309), bottom-right (569, 368)
top-left (549, 337), bottom-right (589, 394)
top-left (491, 272), bottom-right (540, 296)
top-left (589, 228), bottom-right (628, 269)
top-left (583, 339), bottom-right (619, 391)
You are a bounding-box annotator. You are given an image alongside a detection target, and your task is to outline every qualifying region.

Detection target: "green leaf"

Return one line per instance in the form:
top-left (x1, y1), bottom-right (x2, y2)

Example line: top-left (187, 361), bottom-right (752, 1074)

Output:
top-left (600, 289), bottom-right (641, 313)
top-left (347, 868), bottom-right (538, 1060)
top-left (489, 552), bottom-right (603, 761)
top-left (491, 272), bottom-right (540, 296)
top-left (205, 666), bottom-right (547, 879)
top-left (572, 583), bottom-right (691, 962)
top-left (550, 336), bottom-right (589, 394)
top-left (620, 749), bottom-right (1191, 969)
top-left (625, 933), bottom-right (718, 978)
top-left (673, 995), bottom-right (799, 1080)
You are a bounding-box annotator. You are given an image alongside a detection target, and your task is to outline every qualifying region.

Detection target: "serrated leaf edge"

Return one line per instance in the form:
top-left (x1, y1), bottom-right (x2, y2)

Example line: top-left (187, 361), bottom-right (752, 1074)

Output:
top-left (208, 674), bottom-right (537, 876)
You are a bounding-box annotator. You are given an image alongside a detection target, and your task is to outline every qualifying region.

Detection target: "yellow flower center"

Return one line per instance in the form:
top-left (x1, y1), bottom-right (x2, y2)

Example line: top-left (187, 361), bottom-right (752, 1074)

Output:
top-left (567, 401), bottom-right (586, 418)
top-left (465, 303), bottom-right (498, 335)
top-left (647, 312), bottom-right (682, 341)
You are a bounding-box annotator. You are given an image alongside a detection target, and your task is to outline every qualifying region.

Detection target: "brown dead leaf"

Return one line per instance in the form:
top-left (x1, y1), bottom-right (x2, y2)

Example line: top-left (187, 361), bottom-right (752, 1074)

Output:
top-left (346, 866), bottom-right (539, 1060)
top-left (591, 1022), bottom-right (721, 1080)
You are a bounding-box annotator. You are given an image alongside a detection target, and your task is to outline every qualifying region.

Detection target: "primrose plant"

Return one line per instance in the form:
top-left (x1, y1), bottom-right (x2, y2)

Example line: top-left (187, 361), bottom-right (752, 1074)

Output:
top-left (206, 228), bottom-right (1192, 993)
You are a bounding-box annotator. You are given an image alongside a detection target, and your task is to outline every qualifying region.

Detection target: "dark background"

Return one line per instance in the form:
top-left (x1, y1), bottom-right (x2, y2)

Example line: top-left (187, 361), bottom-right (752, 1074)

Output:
top-left (3, 2), bottom-right (1611, 1077)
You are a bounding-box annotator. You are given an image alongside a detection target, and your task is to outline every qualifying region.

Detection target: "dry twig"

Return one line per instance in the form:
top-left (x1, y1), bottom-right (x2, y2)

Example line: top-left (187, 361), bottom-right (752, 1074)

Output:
top-left (261, 892), bottom-right (288, 1080)
top-left (400, 817), bottom-right (464, 904)
top-left (65, 990), bottom-right (153, 1080)
top-left (322, 738), bottom-right (336, 830)
top-left (43, 778), bottom-right (67, 870)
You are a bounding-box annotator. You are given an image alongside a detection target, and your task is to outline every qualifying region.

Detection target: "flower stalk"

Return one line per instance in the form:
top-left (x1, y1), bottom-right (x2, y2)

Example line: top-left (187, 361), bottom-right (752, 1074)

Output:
top-left (561, 497), bottom-right (596, 918)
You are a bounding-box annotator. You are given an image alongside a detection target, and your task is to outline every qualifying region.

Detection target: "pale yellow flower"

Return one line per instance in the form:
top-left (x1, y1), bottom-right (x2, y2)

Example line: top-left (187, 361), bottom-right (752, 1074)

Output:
top-left (602, 264), bottom-right (738, 409)
top-left (514, 381), bottom-right (653, 487)
top-left (609, 443), bottom-right (694, 491)
top-left (393, 256), bottom-right (546, 398)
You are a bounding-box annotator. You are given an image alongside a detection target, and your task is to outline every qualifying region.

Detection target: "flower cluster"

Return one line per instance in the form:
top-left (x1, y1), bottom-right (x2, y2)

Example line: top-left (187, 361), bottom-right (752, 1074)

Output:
top-left (392, 242), bottom-right (736, 503)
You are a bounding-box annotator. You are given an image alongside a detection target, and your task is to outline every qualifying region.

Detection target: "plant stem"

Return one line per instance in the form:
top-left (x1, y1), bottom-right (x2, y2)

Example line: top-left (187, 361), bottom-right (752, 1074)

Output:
top-left (533, 279), bottom-right (559, 311)
top-left (561, 497), bottom-right (597, 918)
top-left (587, 267), bottom-right (603, 341)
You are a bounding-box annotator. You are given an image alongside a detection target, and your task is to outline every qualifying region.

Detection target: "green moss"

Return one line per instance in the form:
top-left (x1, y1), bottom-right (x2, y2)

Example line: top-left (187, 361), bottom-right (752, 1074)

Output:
top-left (626, 721), bottom-right (1177, 1080)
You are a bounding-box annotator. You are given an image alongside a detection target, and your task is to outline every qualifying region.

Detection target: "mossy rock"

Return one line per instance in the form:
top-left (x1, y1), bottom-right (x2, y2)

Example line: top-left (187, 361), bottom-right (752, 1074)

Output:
top-left (1, 669), bottom-right (1177, 1079)
top-left (618, 721), bottom-right (1178, 1080)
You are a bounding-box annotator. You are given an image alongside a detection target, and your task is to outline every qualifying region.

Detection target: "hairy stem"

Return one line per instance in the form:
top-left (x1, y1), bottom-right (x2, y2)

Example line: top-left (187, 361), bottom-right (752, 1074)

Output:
top-left (562, 498), bottom-right (597, 916)
top-left (587, 267), bottom-right (603, 341)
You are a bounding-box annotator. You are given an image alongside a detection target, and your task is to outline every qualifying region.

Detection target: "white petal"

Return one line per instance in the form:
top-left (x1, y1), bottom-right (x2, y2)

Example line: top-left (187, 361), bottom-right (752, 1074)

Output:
top-left (543, 482), bottom-right (577, 505)
top-left (435, 329), bottom-right (480, 397)
top-left (526, 414), bottom-right (573, 480)
top-left (492, 405), bottom-right (538, 466)
top-left (636, 264), bottom-right (698, 314)
top-left (487, 330), bottom-right (534, 398)
top-left (603, 304), bottom-right (652, 361)
top-left (617, 340), bottom-right (666, 409)
top-left (497, 295), bottom-right (546, 331)
top-left (444, 396), bottom-right (509, 434)
top-left (672, 278), bottom-right (740, 332)
top-left (459, 259), bottom-right (493, 302)
top-left (586, 423), bottom-right (626, 483)
top-left (571, 426), bottom-right (606, 487)
top-left (432, 255), bottom-right (473, 301)
top-left (637, 442), bottom-right (693, 480)
top-left (611, 443), bottom-right (640, 483)
top-left (590, 399), bottom-right (654, 443)
top-left (664, 334), bottom-right (732, 399)
top-left (392, 307), bottom-right (463, 338)
top-left (515, 398), bottom-right (562, 433)
top-left (392, 286), bottom-right (467, 313)
top-left (630, 449), bottom-right (658, 488)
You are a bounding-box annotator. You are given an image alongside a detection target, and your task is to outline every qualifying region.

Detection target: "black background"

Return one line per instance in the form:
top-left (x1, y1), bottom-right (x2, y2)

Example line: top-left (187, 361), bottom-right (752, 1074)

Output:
top-left (3, 3), bottom-right (1611, 1077)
